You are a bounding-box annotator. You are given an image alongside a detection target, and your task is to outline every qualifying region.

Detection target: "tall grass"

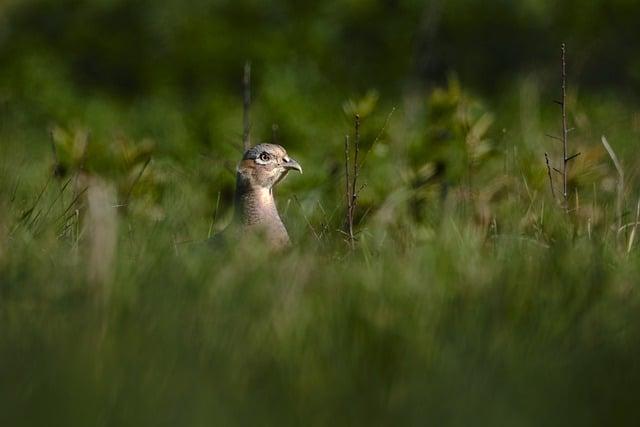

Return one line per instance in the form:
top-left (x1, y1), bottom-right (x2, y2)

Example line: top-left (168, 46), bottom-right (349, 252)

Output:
top-left (2, 79), bottom-right (640, 425)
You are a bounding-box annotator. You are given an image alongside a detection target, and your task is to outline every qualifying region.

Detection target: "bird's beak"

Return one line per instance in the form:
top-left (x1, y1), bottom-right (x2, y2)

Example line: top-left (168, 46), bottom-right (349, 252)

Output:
top-left (283, 158), bottom-right (303, 174)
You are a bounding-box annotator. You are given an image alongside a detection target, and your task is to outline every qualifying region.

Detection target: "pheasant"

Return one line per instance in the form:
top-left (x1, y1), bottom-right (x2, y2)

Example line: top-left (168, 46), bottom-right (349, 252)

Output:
top-left (223, 143), bottom-right (302, 248)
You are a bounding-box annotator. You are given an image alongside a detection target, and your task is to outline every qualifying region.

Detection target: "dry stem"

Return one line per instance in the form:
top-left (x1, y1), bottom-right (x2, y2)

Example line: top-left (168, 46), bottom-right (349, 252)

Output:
top-left (242, 61), bottom-right (251, 152)
top-left (344, 114), bottom-right (361, 248)
top-left (561, 43), bottom-right (568, 209)
top-left (544, 152), bottom-right (556, 201)
top-left (546, 44), bottom-right (580, 212)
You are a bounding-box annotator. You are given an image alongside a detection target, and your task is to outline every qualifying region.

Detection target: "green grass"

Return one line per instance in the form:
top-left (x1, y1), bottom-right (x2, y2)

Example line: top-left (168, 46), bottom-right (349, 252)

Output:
top-left (2, 77), bottom-right (640, 425)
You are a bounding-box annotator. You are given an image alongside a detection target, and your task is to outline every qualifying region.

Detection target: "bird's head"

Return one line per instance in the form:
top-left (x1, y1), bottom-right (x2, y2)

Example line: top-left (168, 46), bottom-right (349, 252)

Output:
top-left (237, 143), bottom-right (302, 190)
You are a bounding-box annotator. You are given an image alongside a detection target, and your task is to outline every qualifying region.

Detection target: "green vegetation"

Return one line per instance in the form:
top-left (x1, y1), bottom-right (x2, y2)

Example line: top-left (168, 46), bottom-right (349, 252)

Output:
top-left (2, 1), bottom-right (640, 425)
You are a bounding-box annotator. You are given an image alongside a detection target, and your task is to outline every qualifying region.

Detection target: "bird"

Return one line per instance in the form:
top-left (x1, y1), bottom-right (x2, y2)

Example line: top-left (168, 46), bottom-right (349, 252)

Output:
top-left (217, 143), bottom-right (302, 249)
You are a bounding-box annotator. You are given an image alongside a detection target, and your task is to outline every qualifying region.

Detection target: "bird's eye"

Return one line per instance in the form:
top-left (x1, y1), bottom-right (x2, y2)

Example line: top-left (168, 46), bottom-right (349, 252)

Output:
top-left (259, 152), bottom-right (271, 162)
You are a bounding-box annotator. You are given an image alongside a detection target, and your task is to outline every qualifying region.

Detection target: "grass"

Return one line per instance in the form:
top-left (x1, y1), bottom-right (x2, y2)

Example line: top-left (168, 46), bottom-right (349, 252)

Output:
top-left (2, 77), bottom-right (640, 425)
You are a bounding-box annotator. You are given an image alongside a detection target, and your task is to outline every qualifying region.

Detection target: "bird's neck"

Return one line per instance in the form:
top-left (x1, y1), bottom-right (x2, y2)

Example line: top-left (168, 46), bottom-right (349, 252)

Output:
top-left (234, 178), bottom-right (283, 227)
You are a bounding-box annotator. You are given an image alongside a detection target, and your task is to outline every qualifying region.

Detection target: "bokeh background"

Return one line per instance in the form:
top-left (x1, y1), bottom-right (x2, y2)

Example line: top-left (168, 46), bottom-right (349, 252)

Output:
top-left (2, 1), bottom-right (640, 425)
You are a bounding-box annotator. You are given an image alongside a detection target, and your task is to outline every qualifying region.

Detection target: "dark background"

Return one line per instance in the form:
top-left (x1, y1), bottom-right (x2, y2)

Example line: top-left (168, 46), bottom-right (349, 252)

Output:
top-left (2, 0), bottom-right (639, 136)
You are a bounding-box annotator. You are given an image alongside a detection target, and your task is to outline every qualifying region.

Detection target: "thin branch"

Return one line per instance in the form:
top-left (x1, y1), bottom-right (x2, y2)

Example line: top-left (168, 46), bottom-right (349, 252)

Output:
top-left (242, 61), bottom-right (251, 152)
top-left (343, 114), bottom-right (362, 249)
top-left (349, 114), bottom-right (361, 247)
top-left (351, 112), bottom-right (361, 212)
top-left (545, 152), bottom-right (557, 201)
top-left (344, 134), bottom-right (351, 220)
top-left (566, 152), bottom-right (581, 162)
top-left (561, 42), bottom-right (569, 212)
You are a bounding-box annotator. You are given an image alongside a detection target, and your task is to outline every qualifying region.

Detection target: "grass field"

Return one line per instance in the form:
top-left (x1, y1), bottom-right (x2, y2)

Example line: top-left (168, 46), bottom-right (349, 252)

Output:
top-left (2, 70), bottom-right (640, 425)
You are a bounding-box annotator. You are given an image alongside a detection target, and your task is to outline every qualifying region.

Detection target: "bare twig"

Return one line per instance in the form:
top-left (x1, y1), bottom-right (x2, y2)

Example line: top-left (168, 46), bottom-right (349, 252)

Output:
top-left (547, 43), bottom-right (578, 213)
top-left (545, 133), bottom-right (563, 142)
top-left (544, 152), bottom-right (556, 201)
top-left (601, 135), bottom-right (624, 229)
top-left (343, 114), bottom-right (361, 248)
top-left (566, 152), bottom-right (581, 162)
top-left (560, 43), bottom-right (569, 211)
top-left (342, 111), bottom-right (392, 248)
top-left (351, 115), bottom-right (361, 246)
top-left (351, 113), bottom-right (361, 219)
top-left (242, 61), bottom-right (251, 152)
top-left (344, 134), bottom-right (351, 219)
